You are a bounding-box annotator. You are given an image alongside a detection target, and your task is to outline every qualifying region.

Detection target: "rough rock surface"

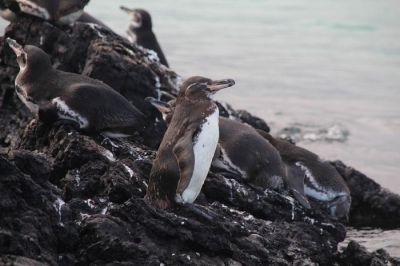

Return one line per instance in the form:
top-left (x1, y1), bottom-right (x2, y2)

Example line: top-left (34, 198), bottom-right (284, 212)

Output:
top-left (332, 161), bottom-right (400, 229)
top-left (0, 16), bottom-right (400, 266)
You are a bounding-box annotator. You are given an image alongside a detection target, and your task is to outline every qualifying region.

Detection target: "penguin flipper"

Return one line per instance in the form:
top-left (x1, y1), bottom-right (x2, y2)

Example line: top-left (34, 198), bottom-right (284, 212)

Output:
top-left (173, 127), bottom-right (195, 198)
top-left (38, 102), bottom-right (59, 124)
top-left (212, 144), bottom-right (221, 162)
top-left (285, 163), bottom-right (311, 209)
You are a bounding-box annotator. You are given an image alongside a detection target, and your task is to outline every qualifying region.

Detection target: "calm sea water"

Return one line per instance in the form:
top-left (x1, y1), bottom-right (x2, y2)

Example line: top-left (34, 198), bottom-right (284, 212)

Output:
top-left (1, 0), bottom-right (399, 257)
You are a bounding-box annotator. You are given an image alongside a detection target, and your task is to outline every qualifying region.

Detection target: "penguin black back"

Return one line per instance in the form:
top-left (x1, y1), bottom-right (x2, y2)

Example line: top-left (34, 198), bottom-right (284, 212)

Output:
top-left (146, 97), bottom-right (311, 210)
top-left (7, 38), bottom-right (147, 139)
top-left (256, 130), bottom-right (351, 219)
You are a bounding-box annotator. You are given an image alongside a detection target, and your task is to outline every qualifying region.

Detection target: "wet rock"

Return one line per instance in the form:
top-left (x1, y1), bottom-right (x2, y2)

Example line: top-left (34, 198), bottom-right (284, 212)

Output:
top-left (332, 160), bottom-right (400, 229)
top-left (338, 241), bottom-right (400, 266)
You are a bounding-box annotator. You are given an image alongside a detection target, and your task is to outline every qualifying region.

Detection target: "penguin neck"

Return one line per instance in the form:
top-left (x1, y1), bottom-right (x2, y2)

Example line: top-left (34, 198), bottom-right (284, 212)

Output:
top-left (16, 62), bottom-right (53, 87)
top-left (182, 93), bottom-right (215, 104)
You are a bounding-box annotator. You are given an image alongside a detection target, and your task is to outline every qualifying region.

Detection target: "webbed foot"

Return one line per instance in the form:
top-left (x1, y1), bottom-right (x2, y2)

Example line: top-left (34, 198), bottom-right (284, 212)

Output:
top-left (178, 203), bottom-right (220, 222)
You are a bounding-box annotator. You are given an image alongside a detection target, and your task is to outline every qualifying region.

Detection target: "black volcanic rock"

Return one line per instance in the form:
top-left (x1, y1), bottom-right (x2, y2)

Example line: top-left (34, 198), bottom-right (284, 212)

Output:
top-left (332, 160), bottom-right (400, 229)
top-left (338, 241), bottom-right (400, 266)
top-left (0, 15), bottom-right (399, 266)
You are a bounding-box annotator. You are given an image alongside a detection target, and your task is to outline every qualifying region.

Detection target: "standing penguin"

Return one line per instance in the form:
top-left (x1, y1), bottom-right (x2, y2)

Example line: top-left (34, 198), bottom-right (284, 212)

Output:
top-left (145, 76), bottom-right (235, 210)
top-left (120, 6), bottom-right (169, 67)
top-left (256, 130), bottom-right (351, 219)
top-left (6, 38), bottom-right (147, 138)
top-left (145, 98), bottom-right (312, 210)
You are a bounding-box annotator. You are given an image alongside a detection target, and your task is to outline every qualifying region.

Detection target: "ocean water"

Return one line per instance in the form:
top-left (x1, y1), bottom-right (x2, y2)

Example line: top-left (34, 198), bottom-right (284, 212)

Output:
top-left (1, 0), bottom-right (400, 257)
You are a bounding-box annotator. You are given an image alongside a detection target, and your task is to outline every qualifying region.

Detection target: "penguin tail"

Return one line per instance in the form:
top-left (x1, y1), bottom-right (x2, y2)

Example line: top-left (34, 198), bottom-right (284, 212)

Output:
top-left (136, 119), bottom-right (167, 149)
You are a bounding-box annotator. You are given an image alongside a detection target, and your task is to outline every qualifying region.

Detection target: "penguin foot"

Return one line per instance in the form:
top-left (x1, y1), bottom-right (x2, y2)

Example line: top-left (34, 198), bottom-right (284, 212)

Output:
top-left (174, 194), bottom-right (185, 205)
top-left (327, 195), bottom-right (351, 221)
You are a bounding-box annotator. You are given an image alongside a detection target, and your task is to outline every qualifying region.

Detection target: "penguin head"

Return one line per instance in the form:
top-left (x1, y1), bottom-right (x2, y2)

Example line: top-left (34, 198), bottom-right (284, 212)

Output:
top-left (6, 38), bottom-right (52, 70)
top-left (179, 76), bottom-right (235, 100)
top-left (120, 6), bottom-right (152, 30)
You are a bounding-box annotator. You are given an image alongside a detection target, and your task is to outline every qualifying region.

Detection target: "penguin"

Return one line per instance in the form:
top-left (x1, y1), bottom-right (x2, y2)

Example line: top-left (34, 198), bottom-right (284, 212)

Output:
top-left (0, 0), bottom-right (111, 29)
top-left (144, 76), bottom-right (235, 210)
top-left (256, 130), bottom-right (351, 219)
top-left (145, 98), bottom-right (312, 210)
top-left (6, 38), bottom-right (147, 138)
top-left (1, 0), bottom-right (88, 24)
top-left (120, 6), bottom-right (169, 67)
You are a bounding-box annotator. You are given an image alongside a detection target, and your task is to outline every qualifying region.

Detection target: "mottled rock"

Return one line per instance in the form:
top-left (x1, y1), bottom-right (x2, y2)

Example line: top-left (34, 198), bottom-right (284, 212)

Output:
top-left (332, 160), bottom-right (400, 229)
top-left (338, 241), bottom-right (400, 266)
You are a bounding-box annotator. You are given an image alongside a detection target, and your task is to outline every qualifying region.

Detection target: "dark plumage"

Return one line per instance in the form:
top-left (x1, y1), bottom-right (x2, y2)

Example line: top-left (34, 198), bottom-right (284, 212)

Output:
top-left (145, 76), bottom-right (235, 209)
top-left (120, 6), bottom-right (169, 67)
top-left (146, 98), bottom-right (311, 210)
top-left (0, 0), bottom-right (112, 29)
top-left (7, 38), bottom-right (146, 138)
top-left (0, 0), bottom-right (89, 24)
top-left (256, 130), bottom-right (351, 219)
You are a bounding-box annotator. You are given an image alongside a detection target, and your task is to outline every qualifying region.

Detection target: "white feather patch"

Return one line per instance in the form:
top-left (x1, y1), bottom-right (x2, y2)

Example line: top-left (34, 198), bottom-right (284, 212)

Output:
top-left (181, 109), bottom-right (219, 203)
top-left (17, 0), bottom-right (50, 20)
top-left (296, 161), bottom-right (336, 201)
top-left (212, 146), bottom-right (247, 179)
top-left (102, 131), bottom-right (131, 138)
top-left (51, 97), bottom-right (88, 128)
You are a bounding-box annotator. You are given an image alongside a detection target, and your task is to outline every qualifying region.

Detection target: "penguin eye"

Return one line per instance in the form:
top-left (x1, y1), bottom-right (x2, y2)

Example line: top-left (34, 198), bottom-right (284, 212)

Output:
top-left (134, 12), bottom-right (143, 26)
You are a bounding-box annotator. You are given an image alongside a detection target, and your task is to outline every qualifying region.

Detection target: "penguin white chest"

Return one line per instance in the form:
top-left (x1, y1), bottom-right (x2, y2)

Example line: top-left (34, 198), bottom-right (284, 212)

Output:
top-left (181, 110), bottom-right (219, 203)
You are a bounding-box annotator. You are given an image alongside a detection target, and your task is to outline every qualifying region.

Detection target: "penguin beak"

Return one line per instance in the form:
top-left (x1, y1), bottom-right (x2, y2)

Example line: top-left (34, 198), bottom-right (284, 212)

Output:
top-left (145, 97), bottom-right (172, 114)
top-left (6, 38), bottom-right (25, 57)
top-left (207, 79), bottom-right (235, 91)
top-left (120, 6), bottom-right (133, 13)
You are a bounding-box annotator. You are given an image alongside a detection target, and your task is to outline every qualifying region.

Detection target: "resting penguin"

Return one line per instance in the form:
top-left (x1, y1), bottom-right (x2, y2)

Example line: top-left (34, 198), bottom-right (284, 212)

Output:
top-left (145, 98), bottom-right (312, 210)
top-left (0, 0), bottom-right (89, 24)
top-left (256, 130), bottom-right (351, 219)
top-left (120, 6), bottom-right (169, 67)
top-left (144, 76), bottom-right (235, 210)
top-left (0, 0), bottom-right (111, 29)
top-left (6, 38), bottom-right (147, 138)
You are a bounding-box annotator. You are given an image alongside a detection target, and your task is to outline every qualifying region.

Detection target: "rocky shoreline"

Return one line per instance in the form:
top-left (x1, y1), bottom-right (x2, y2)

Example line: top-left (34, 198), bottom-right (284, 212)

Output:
top-left (1, 17), bottom-right (400, 266)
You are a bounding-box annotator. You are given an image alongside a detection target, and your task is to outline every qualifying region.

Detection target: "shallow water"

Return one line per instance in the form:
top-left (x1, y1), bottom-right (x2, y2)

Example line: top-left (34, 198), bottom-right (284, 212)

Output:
top-left (1, 0), bottom-right (400, 257)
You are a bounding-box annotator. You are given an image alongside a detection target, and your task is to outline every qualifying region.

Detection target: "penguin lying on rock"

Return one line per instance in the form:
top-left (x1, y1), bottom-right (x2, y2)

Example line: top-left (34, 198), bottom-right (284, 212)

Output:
top-left (7, 38), bottom-right (149, 140)
top-left (145, 76), bottom-right (235, 210)
top-left (145, 97), bottom-right (312, 211)
top-left (256, 130), bottom-right (351, 219)
top-left (0, 0), bottom-right (112, 29)
top-left (120, 6), bottom-right (169, 67)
